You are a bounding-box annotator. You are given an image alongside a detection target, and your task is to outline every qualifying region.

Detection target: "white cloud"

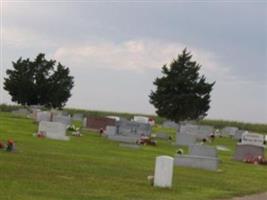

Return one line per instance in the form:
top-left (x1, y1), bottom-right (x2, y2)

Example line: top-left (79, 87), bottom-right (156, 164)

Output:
top-left (53, 40), bottom-right (229, 79)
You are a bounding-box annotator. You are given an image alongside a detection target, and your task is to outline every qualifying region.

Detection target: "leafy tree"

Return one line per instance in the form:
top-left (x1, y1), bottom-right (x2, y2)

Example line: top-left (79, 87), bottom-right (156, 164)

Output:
top-left (4, 53), bottom-right (74, 109)
top-left (149, 49), bottom-right (215, 122)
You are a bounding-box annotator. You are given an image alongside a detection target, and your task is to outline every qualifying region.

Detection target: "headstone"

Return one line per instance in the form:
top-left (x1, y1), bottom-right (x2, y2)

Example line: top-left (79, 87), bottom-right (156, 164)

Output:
top-left (179, 124), bottom-right (213, 140)
top-left (154, 156), bottom-right (174, 188)
top-left (241, 132), bottom-right (265, 146)
top-left (176, 132), bottom-right (197, 146)
top-left (162, 121), bottom-right (179, 129)
top-left (189, 144), bottom-right (217, 158)
top-left (133, 116), bottom-right (149, 124)
top-left (38, 121), bottom-right (69, 141)
top-left (72, 113), bottom-right (83, 121)
top-left (86, 116), bottom-right (116, 130)
top-left (234, 144), bottom-right (264, 161)
top-left (234, 130), bottom-right (246, 141)
top-left (36, 111), bottom-right (51, 122)
top-left (116, 120), bottom-right (151, 136)
top-left (83, 117), bottom-right (87, 127)
top-left (174, 155), bottom-right (219, 171)
top-left (221, 127), bottom-right (238, 137)
top-left (105, 126), bottom-right (117, 136)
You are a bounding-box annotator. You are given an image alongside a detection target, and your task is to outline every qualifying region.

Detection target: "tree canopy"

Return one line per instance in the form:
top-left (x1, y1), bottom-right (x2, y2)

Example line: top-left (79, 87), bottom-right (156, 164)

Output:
top-left (149, 49), bottom-right (215, 122)
top-left (4, 53), bottom-right (74, 109)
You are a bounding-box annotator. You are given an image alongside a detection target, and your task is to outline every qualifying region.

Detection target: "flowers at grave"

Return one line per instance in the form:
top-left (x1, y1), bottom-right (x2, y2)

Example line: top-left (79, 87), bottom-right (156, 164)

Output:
top-left (243, 155), bottom-right (267, 165)
top-left (37, 131), bottom-right (47, 138)
top-left (6, 139), bottom-right (16, 152)
top-left (137, 135), bottom-right (157, 146)
top-left (68, 125), bottom-right (80, 132)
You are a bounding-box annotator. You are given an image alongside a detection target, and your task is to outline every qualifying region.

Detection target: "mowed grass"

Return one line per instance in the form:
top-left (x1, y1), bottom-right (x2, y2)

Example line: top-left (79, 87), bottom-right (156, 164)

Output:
top-left (0, 112), bottom-right (267, 200)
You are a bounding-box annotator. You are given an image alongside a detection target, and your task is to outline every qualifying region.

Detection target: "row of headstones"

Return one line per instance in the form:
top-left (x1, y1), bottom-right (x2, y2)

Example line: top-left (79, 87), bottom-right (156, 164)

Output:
top-left (84, 116), bottom-right (151, 140)
top-left (176, 124), bottom-right (266, 164)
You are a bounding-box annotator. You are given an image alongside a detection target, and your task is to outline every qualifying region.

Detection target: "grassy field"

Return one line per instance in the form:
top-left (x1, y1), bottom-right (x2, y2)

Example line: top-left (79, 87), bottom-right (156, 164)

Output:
top-left (0, 112), bottom-right (267, 200)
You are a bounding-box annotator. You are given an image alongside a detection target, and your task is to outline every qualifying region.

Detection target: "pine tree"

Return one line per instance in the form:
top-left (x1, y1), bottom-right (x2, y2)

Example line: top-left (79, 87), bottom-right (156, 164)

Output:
top-left (149, 49), bottom-right (215, 122)
top-left (4, 53), bottom-right (74, 109)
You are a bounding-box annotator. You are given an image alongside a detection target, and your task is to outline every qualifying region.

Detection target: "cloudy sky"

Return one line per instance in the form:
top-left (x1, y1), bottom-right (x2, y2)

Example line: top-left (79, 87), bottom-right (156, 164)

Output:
top-left (1, 1), bottom-right (266, 123)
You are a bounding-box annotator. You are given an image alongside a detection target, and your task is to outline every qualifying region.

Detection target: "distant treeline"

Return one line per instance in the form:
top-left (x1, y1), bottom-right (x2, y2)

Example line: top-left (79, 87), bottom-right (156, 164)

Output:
top-left (1, 104), bottom-right (266, 134)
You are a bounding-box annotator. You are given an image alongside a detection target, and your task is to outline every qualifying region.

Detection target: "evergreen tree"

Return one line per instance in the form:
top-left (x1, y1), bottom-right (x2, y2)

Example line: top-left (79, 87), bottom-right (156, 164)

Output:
top-left (4, 53), bottom-right (74, 109)
top-left (149, 49), bottom-right (215, 122)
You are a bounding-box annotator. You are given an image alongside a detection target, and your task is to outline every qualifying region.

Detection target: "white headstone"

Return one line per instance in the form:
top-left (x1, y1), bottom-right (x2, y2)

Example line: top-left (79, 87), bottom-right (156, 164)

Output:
top-left (133, 116), bottom-right (149, 124)
top-left (154, 156), bottom-right (174, 188)
top-left (38, 121), bottom-right (69, 141)
top-left (241, 132), bottom-right (264, 146)
top-left (106, 116), bottom-right (120, 121)
top-left (105, 126), bottom-right (117, 136)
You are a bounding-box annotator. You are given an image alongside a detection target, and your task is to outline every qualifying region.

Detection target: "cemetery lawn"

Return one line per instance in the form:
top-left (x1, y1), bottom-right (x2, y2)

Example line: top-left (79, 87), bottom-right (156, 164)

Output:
top-left (0, 112), bottom-right (267, 200)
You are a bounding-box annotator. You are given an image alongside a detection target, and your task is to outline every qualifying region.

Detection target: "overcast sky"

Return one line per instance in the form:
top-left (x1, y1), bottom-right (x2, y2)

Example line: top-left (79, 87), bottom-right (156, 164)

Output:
top-left (1, 1), bottom-right (266, 123)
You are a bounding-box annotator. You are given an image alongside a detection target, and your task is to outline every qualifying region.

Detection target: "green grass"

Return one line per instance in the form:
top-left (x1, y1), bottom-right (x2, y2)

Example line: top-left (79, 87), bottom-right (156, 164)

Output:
top-left (0, 112), bottom-right (267, 200)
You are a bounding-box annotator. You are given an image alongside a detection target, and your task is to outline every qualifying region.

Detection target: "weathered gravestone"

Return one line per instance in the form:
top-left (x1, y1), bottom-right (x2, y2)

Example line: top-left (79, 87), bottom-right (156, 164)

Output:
top-left (234, 144), bottom-right (264, 161)
top-left (72, 113), bottom-right (83, 121)
top-left (52, 114), bottom-right (71, 126)
top-left (86, 116), bottom-right (116, 130)
top-left (233, 130), bottom-right (246, 141)
top-left (221, 127), bottom-right (238, 137)
top-left (241, 132), bottom-right (265, 146)
top-left (116, 120), bottom-right (151, 136)
top-left (179, 124), bottom-right (214, 140)
top-left (105, 126), bottom-right (117, 136)
top-left (176, 132), bottom-right (197, 146)
top-left (154, 156), bottom-right (174, 188)
top-left (189, 144), bottom-right (217, 158)
top-left (162, 121), bottom-right (180, 129)
top-left (175, 144), bottom-right (219, 171)
top-left (38, 121), bottom-right (69, 141)
top-left (36, 111), bottom-right (51, 122)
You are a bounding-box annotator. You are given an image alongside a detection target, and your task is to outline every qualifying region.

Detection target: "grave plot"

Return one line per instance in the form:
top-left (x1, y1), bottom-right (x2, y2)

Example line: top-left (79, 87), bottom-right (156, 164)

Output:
top-left (38, 121), bottom-right (69, 141)
top-left (174, 144), bottom-right (219, 171)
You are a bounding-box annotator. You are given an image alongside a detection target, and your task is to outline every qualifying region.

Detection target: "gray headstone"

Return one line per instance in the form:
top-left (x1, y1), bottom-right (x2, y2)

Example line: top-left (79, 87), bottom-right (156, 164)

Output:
top-left (189, 145), bottom-right (217, 158)
top-left (38, 121), bottom-right (69, 141)
top-left (233, 130), bottom-right (245, 141)
top-left (105, 126), bottom-right (117, 136)
top-left (234, 144), bottom-right (264, 161)
top-left (174, 155), bottom-right (219, 171)
top-left (179, 124), bottom-right (214, 140)
top-left (241, 132), bottom-right (265, 146)
top-left (133, 116), bottom-right (149, 124)
top-left (176, 132), bottom-right (197, 146)
top-left (116, 120), bottom-right (151, 136)
top-left (221, 127), bottom-right (238, 137)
